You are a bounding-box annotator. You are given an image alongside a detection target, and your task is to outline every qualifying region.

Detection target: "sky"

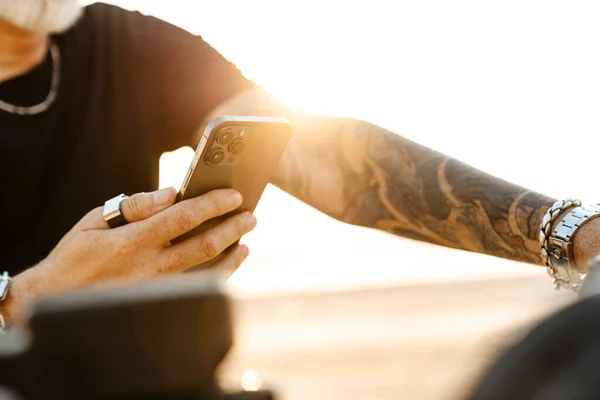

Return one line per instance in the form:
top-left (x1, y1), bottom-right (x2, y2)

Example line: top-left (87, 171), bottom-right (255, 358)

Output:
top-left (82, 1), bottom-right (600, 296)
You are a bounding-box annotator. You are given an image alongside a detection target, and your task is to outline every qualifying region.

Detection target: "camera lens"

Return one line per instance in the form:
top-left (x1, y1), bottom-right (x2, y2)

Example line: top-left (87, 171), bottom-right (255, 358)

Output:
top-left (217, 129), bottom-right (233, 145)
top-left (229, 139), bottom-right (245, 155)
top-left (207, 148), bottom-right (225, 165)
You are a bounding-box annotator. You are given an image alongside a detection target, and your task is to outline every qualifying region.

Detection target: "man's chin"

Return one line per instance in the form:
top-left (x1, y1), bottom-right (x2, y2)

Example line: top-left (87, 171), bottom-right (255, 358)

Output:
top-left (0, 0), bottom-right (83, 35)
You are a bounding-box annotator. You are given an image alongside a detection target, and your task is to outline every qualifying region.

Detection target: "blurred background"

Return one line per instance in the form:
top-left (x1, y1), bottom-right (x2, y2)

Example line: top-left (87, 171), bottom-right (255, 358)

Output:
top-left (84, 1), bottom-right (599, 398)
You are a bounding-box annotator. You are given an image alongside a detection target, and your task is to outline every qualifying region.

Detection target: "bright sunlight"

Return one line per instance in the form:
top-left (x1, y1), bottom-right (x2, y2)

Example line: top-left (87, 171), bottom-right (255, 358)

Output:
top-left (86, 0), bottom-right (600, 296)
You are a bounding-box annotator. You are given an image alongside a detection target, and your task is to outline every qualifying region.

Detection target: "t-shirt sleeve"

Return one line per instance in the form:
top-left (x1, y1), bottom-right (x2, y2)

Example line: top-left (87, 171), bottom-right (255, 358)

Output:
top-left (122, 9), bottom-right (256, 153)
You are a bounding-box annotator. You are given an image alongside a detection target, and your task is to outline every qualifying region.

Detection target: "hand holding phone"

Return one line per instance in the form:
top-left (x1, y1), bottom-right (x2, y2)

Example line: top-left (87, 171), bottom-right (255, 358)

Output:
top-left (172, 115), bottom-right (293, 269)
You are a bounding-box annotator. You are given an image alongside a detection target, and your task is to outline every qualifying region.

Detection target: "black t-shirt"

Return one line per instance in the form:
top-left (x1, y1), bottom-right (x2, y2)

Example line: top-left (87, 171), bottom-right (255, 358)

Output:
top-left (0, 3), bottom-right (255, 275)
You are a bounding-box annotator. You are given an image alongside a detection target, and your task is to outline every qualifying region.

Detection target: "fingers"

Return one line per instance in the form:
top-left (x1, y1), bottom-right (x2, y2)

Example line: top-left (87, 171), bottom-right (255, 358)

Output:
top-left (159, 211), bottom-right (257, 272)
top-left (212, 244), bottom-right (250, 275)
top-left (76, 187), bottom-right (177, 231)
top-left (135, 189), bottom-right (244, 244)
top-left (119, 187), bottom-right (176, 223)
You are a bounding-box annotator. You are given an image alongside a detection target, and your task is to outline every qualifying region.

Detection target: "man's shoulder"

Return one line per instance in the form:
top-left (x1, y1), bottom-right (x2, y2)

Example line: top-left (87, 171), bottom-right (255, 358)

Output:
top-left (74, 2), bottom-right (192, 42)
top-left (77, 2), bottom-right (136, 27)
top-left (82, 2), bottom-right (148, 23)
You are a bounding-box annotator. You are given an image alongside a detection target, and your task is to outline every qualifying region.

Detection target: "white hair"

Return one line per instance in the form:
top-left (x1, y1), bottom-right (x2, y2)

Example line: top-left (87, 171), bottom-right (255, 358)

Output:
top-left (0, 0), bottom-right (83, 34)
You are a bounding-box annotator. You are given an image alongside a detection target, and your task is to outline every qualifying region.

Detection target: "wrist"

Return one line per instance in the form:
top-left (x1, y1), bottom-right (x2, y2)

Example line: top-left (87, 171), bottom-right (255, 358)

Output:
top-left (547, 205), bottom-right (600, 274)
top-left (0, 273), bottom-right (28, 326)
top-left (1, 263), bottom-right (50, 326)
top-left (572, 216), bottom-right (600, 273)
top-left (539, 200), bottom-right (600, 291)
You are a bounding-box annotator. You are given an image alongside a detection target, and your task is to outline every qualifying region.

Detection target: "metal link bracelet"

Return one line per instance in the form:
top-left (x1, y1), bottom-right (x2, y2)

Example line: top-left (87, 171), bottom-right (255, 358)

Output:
top-left (539, 198), bottom-right (582, 290)
top-left (0, 271), bottom-right (10, 333)
top-left (539, 199), bottom-right (600, 292)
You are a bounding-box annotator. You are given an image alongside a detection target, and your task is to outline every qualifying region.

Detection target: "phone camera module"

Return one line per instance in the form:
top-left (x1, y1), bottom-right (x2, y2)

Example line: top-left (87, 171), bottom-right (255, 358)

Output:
top-left (228, 139), bottom-right (245, 156)
top-left (217, 129), bottom-right (233, 145)
top-left (207, 148), bottom-right (225, 165)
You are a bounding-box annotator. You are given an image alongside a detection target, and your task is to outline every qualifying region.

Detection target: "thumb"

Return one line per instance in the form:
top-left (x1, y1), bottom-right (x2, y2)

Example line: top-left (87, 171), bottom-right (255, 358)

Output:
top-left (77, 187), bottom-right (178, 231)
top-left (118, 187), bottom-right (177, 224)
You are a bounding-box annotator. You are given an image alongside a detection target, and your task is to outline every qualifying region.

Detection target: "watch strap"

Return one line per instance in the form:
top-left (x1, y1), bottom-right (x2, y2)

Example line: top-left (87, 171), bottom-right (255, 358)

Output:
top-left (0, 271), bottom-right (10, 303)
top-left (547, 204), bottom-right (600, 291)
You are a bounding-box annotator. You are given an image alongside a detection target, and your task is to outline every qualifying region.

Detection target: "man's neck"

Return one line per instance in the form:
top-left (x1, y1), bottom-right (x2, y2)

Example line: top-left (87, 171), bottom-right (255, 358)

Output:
top-left (0, 18), bottom-right (48, 84)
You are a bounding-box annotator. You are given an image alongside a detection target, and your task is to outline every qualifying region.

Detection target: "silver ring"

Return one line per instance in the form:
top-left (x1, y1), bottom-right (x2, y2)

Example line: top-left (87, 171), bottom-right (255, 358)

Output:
top-left (103, 193), bottom-right (129, 228)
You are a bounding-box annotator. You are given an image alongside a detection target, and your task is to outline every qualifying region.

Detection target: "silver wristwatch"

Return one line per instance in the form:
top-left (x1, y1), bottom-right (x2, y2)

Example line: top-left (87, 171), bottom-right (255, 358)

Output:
top-left (540, 200), bottom-right (600, 292)
top-left (0, 271), bottom-right (11, 332)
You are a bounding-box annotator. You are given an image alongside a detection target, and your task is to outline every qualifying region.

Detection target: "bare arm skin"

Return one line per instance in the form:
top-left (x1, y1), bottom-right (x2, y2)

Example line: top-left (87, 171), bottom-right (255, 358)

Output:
top-left (206, 86), bottom-right (600, 270)
top-left (0, 188), bottom-right (256, 325)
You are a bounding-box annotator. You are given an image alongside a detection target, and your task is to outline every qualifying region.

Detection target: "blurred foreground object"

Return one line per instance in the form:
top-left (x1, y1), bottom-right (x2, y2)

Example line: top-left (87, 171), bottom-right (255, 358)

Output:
top-left (0, 271), bottom-right (274, 400)
top-left (466, 286), bottom-right (600, 399)
top-left (578, 256), bottom-right (600, 300)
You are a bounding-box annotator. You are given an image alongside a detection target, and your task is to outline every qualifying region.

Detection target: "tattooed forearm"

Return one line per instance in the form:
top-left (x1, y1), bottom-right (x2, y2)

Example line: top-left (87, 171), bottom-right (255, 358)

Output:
top-left (208, 86), bottom-right (555, 265)
top-left (274, 117), bottom-right (556, 265)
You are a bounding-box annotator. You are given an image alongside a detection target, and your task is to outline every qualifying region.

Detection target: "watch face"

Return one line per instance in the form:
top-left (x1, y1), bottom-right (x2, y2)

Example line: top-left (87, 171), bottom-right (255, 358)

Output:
top-left (0, 272), bottom-right (10, 302)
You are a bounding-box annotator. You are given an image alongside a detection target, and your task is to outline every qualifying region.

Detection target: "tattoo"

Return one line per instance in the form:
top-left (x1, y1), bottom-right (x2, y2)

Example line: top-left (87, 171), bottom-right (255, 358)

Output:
top-left (210, 87), bottom-right (555, 265)
top-left (274, 118), bottom-right (555, 265)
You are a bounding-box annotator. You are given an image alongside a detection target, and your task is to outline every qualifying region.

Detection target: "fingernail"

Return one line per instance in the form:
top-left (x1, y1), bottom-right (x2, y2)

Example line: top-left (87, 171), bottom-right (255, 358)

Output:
top-left (246, 213), bottom-right (257, 229)
top-left (240, 245), bottom-right (250, 259)
top-left (229, 191), bottom-right (243, 205)
top-left (153, 187), bottom-right (174, 205)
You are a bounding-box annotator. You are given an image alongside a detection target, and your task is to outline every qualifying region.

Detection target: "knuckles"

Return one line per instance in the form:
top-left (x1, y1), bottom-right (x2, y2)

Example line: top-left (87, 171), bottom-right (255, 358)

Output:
top-left (125, 194), bottom-right (145, 220)
top-left (198, 235), bottom-right (219, 260)
top-left (164, 249), bottom-right (188, 272)
top-left (172, 208), bottom-right (197, 232)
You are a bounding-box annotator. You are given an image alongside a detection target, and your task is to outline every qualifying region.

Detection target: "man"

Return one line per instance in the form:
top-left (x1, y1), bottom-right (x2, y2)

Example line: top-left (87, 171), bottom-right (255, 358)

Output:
top-left (0, 1), bottom-right (597, 324)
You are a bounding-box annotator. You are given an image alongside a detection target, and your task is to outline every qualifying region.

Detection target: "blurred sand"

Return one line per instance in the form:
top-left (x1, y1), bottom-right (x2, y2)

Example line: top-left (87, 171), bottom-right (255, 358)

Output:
top-left (220, 275), bottom-right (575, 400)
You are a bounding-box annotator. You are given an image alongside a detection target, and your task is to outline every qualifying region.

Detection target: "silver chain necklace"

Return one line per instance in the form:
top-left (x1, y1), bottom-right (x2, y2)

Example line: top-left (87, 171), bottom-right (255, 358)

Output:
top-left (0, 41), bottom-right (60, 116)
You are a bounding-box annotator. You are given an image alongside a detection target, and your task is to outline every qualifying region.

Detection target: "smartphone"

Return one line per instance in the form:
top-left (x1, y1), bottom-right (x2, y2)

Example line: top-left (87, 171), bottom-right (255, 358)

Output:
top-left (171, 115), bottom-right (293, 268)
